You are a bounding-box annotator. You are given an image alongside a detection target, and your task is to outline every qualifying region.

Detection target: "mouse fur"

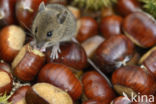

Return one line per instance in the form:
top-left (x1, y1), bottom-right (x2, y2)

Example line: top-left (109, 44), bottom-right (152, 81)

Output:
top-left (32, 2), bottom-right (77, 48)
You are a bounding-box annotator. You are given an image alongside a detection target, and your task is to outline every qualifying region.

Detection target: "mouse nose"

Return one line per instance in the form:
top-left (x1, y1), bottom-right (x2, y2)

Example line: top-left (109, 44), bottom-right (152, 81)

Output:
top-left (36, 41), bottom-right (45, 49)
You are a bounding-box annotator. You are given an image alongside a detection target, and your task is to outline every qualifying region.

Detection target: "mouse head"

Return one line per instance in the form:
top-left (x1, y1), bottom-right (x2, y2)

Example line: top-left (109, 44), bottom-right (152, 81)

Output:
top-left (32, 2), bottom-right (68, 48)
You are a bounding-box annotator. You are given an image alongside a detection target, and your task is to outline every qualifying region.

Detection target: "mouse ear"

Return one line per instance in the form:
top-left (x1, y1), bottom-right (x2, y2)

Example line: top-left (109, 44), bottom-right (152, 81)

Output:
top-left (57, 10), bottom-right (67, 24)
top-left (38, 2), bottom-right (46, 12)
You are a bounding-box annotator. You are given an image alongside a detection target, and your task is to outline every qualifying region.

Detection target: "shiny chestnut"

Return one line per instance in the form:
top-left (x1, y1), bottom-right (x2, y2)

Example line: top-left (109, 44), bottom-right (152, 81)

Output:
top-left (9, 86), bottom-right (31, 104)
top-left (46, 41), bottom-right (87, 70)
top-left (0, 61), bottom-right (11, 73)
top-left (112, 66), bottom-right (156, 97)
top-left (139, 47), bottom-right (156, 79)
top-left (100, 15), bottom-right (123, 39)
top-left (0, 0), bottom-right (16, 27)
top-left (0, 69), bottom-right (13, 94)
top-left (12, 44), bottom-right (45, 81)
top-left (83, 100), bottom-right (102, 104)
top-left (123, 12), bottom-right (156, 48)
top-left (38, 63), bottom-right (82, 100)
top-left (0, 25), bottom-right (26, 63)
top-left (101, 7), bottom-right (114, 18)
top-left (82, 71), bottom-right (116, 103)
top-left (94, 35), bottom-right (134, 73)
top-left (116, 0), bottom-right (141, 16)
top-left (82, 35), bottom-right (104, 58)
top-left (76, 16), bottom-right (98, 43)
top-left (26, 83), bottom-right (73, 104)
top-left (111, 96), bottom-right (131, 104)
top-left (47, 0), bottom-right (67, 5)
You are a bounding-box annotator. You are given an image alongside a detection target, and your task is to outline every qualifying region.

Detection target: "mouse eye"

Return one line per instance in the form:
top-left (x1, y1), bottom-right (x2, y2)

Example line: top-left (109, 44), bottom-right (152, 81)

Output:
top-left (47, 31), bottom-right (53, 37)
top-left (35, 27), bottom-right (38, 33)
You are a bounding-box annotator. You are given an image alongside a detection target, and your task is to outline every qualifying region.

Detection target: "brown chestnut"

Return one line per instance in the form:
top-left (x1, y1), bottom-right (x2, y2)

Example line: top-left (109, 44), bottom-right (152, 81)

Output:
top-left (25, 83), bottom-right (73, 104)
top-left (100, 15), bottom-right (123, 39)
top-left (46, 41), bottom-right (87, 70)
top-left (16, 0), bottom-right (47, 28)
top-left (47, 0), bottom-right (67, 5)
top-left (94, 35), bottom-right (134, 73)
top-left (82, 71), bottom-right (116, 103)
top-left (82, 35), bottom-right (104, 58)
top-left (9, 86), bottom-right (31, 104)
top-left (38, 63), bottom-right (82, 100)
top-left (0, 25), bottom-right (26, 63)
top-left (83, 100), bottom-right (102, 104)
top-left (0, 61), bottom-right (11, 73)
top-left (139, 47), bottom-right (156, 78)
top-left (126, 51), bottom-right (140, 66)
top-left (12, 44), bottom-right (45, 81)
top-left (76, 16), bottom-right (98, 43)
top-left (112, 66), bottom-right (156, 97)
top-left (116, 0), bottom-right (141, 16)
top-left (111, 96), bottom-right (131, 104)
top-left (123, 12), bottom-right (156, 48)
top-left (0, 0), bottom-right (16, 27)
top-left (101, 7), bottom-right (114, 18)
top-left (0, 69), bottom-right (13, 94)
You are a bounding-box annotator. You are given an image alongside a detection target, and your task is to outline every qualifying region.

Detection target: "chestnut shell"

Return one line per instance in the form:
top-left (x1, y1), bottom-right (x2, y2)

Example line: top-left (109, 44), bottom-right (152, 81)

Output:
top-left (82, 71), bottom-right (116, 103)
top-left (123, 12), bottom-right (156, 48)
top-left (46, 41), bottom-right (87, 70)
top-left (100, 15), bottom-right (123, 39)
top-left (94, 35), bottom-right (134, 73)
top-left (38, 63), bottom-right (82, 100)
top-left (112, 66), bottom-right (156, 95)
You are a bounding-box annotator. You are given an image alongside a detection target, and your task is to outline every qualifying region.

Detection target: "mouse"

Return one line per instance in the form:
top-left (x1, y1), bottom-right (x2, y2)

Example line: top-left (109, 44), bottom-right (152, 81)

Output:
top-left (30, 2), bottom-right (77, 59)
top-left (30, 2), bottom-right (112, 87)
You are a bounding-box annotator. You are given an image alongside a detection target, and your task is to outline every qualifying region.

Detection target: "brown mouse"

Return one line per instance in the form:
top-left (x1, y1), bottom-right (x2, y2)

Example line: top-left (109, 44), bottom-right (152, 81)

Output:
top-left (31, 2), bottom-right (77, 59)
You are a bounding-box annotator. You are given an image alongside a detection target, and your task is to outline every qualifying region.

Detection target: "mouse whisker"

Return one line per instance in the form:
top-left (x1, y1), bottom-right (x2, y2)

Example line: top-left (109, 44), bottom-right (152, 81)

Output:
top-left (19, 21), bottom-right (34, 36)
top-left (25, 31), bottom-right (34, 37)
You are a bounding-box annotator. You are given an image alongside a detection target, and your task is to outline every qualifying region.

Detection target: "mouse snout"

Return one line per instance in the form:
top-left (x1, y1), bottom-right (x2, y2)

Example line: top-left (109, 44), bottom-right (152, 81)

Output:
top-left (36, 41), bottom-right (45, 49)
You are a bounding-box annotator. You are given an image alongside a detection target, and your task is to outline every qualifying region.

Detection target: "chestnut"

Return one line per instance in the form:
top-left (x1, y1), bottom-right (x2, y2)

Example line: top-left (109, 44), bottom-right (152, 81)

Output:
top-left (0, 61), bottom-right (11, 73)
top-left (46, 41), bottom-right (87, 70)
top-left (100, 15), bottom-right (123, 39)
top-left (139, 47), bottom-right (156, 78)
top-left (123, 12), bottom-right (156, 48)
top-left (83, 100), bottom-right (102, 104)
top-left (76, 16), bottom-right (98, 43)
top-left (94, 35), bottom-right (134, 73)
top-left (15, 0), bottom-right (47, 28)
top-left (101, 7), bottom-right (114, 18)
top-left (25, 83), bottom-right (73, 104)
top-left (111, 96), bottom-right (131, 104)
top-left (126, 51), bottom-right (140, 66)
top-left (0, 0), bottom-right (16, 27)
top-left (116, 0), bottom-right (141, 16)
top-left (9, 86), bottom-right (31, 104)
top-left (82, 35), bottom-right (104, 58)
top-left (68, 6), bottom-right (80, 19)
top-left (47, 0), bottom-right (67, 5)
top-left (12, 44), bottom-right (45, 81)
top-left (82, 71), bottom-right (116, 103)
top-left (0, 69), bottom-right (13, 94)
top-left (0, 25), bottom-right (26, 63)
top-left (38, 62), bottom-right (82, 100)
top-left (112, 66), bottom-right (156, 97)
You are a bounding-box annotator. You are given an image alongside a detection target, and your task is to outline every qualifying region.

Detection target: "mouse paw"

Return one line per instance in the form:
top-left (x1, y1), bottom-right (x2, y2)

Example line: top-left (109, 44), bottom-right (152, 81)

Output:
top-left (50, 44), bottom-right (61, 60)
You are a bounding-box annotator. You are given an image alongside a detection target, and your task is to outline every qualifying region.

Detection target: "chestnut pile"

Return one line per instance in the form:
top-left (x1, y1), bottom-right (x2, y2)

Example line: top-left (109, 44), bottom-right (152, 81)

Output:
top-left (1, 0), bottom-right (156, 104)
